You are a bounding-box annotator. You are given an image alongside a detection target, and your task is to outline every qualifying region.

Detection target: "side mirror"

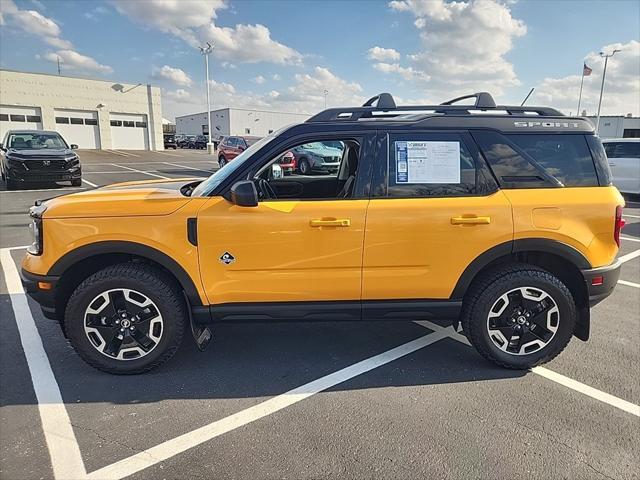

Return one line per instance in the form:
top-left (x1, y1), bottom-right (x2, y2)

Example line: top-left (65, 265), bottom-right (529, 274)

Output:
top-left (70, 144), bottom-right (79, 150)
top-left (230, 180), bottom-right (258, 207)
top-left (238, 146), bottom-right (245, 152)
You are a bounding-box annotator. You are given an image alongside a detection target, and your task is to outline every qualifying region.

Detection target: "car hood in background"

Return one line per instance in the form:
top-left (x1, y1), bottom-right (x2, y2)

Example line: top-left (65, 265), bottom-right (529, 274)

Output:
top-left (7, 148), bottom-right (75, 158)
top-left (41, 178), bottom-right (199, 218)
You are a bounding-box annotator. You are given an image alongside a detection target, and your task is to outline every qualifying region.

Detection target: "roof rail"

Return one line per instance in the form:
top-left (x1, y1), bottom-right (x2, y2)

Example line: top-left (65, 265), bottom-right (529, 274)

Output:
top-left (306, 92), bottom-right (564, 123)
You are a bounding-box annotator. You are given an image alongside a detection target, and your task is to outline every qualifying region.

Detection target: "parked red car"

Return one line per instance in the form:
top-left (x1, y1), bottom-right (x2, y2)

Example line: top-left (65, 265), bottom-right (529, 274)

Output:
top-left (218, 136), bottom-right (261, 168)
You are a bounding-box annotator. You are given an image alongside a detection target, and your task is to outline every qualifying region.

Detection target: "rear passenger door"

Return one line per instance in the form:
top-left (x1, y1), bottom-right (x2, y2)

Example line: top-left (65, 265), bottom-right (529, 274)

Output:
top-left (362, 131), bottom-right (513, 302)
top-left (605, 141), bottom-right (640, 194)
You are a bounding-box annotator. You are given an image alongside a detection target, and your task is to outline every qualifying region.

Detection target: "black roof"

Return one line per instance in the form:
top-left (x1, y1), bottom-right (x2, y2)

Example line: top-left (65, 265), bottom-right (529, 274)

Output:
top-left (302, 92), bottom-right (594, 134)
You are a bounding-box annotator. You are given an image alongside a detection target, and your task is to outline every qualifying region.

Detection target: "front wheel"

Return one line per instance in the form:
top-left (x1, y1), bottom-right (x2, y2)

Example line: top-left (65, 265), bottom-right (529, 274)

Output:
top-left (71, 178), bottom-right (82, 187)
top-left (461, 265), bottom-right (576, 369)
top-left (65, 263), bottom-right (186, 374)
top-left (298, 158), bottom-right (311, 175)
top-left (218, 156), bottom-right (226, 168)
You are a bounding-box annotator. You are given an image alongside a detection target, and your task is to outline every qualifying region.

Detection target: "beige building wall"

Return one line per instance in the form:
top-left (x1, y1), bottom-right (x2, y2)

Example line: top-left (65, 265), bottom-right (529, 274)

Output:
top-left (0, 69), bottom-right (163, 150)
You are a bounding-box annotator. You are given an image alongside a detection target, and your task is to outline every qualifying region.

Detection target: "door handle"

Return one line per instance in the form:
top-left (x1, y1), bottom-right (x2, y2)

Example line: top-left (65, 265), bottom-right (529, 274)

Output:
top-left (451, 216), bottom-right (491, 225)
top-left (310, 218), bottom-right (351, 227)
top-left (609, 162), bottom-right (616, 167)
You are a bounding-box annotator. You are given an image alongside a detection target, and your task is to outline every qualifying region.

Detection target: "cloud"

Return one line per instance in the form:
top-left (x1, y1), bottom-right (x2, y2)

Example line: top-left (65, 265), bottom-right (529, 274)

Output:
top-left (162, 66), bottom-right (364, 119)
top-left (535, 40), bottom-right (640, 116)
top-left (272, 73), bottom-right (281, 81)
top-left (112, 0), bottom-right (303, 64)
top-left (252, 75), bottom-right (266, 84)
top-left (152, 65), bottom-right (193, 86)
top-left (367, 46), bottom-right (401, 62)
top-left (44, 50), bottom-right (113, 74)
top-left (381, 0), bottom-right (526, 99)
top-left (165, 88), bottom-right (194, 102)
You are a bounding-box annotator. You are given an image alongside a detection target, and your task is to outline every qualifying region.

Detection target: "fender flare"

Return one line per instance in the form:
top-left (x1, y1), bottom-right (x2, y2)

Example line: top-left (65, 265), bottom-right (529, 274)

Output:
top-left (48, 241), bottom-right (203, 306)
top-left (450, 238), bottom-right (591, 300)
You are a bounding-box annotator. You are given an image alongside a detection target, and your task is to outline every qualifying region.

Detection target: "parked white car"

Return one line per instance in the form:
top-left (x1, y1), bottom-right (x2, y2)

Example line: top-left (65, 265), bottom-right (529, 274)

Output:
top-left (602, 138), bottom-right (640, 194)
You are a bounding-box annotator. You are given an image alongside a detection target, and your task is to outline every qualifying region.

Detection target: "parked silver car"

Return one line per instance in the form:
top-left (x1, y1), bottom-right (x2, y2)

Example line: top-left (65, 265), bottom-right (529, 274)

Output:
top-left (603, 138), bottom-right (640, 194)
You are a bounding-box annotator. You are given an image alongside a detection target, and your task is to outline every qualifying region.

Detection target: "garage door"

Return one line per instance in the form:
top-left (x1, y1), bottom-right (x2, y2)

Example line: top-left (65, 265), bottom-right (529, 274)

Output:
top-left (0, 105), bottom-right (42, 140)
top-left (110, 113), bottom-right (149, 150)
top-left (54, 109), bottom-right (101, 149)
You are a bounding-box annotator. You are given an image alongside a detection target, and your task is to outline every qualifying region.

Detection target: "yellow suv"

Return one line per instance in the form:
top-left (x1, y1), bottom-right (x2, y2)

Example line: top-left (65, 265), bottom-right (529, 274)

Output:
top-left (21, 93), bottom-right (625, 374)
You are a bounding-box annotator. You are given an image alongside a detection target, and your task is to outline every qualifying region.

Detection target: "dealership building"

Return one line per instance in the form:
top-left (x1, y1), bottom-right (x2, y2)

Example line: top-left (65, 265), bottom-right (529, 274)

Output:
top-left (0, 69), bottom-right (164, 150)
top-left (176, 108), bottom-right (310, 140)
top-left (585, 115), bottom-right (640, 139)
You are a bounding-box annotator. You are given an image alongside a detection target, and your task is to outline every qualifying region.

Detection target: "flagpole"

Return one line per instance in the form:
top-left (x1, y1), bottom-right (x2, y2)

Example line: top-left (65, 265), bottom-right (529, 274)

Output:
top-left (595, 49), bottom-right (621, 135)
top-left (576, 68), bottom-right (585, 115)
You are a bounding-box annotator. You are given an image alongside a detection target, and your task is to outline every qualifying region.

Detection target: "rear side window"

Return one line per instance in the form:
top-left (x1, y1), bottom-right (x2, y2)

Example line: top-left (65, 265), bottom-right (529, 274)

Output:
top-left (387, 133), bottom-right (478, 198)
top-left (507, 134), bottom-right (598, 187)
top-left (604, 142), bottom-right (640, 159)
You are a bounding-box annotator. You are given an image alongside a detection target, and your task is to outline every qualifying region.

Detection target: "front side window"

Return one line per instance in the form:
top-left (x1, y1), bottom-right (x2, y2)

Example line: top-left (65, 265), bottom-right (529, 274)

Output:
top-left (252, 139), bottom-right (358, 201)
top-left (387, 133), bottom-right (477, 198)
top-left (7, 133), bottom-right (67, 150)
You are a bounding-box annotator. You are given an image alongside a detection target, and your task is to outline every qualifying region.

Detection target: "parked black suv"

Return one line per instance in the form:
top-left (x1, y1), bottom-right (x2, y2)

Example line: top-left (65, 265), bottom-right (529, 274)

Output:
top-left (0, 130), bottom-right (81, 190)
top-left (163, 134), bottom-right (177, 149)
top-left (189, 135), bottom-right (208, 149)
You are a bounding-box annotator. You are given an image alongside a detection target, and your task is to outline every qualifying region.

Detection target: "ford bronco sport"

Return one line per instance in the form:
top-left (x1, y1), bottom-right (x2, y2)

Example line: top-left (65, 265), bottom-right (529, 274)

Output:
top-left (21, 92), bottom-right (624, 374)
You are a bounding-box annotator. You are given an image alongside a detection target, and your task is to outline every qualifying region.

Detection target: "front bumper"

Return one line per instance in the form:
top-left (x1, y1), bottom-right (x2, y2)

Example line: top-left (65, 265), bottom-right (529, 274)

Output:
top-left (581, 259), bottom-right (621, 307)
top-left (20, 269), bottom-right (61, 320)
top-left (8, 167), bottom-right (81, 183)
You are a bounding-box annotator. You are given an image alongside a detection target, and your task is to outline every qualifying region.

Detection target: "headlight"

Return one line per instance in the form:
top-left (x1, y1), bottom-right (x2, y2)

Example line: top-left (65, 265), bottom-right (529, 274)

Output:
top-left (27, 204), bottom-right (46, 256)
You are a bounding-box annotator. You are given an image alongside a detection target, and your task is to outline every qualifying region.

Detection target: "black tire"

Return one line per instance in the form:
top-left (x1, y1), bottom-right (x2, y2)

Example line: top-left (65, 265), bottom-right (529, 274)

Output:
top-left (71, 178), bottom-right (82, 187)
top-left (65, 263), bottom-right (186, 374)
top-left (298, 158), bottom-right (311, 175)
top-left (218, 156), bottom-right (226, 168)
top-left (461, 264), bottom-right (576, 369)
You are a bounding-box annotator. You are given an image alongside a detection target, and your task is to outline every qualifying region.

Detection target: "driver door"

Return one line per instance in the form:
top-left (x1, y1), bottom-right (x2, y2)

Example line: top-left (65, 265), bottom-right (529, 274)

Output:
top-left (196, 135), bottom-right (371, 315)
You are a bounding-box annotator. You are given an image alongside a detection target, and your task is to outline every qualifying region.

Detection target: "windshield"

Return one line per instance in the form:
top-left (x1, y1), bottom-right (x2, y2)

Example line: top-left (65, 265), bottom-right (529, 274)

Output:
top-left (7, 132), bottom-right (67, 150)
top-left (191, 131), bottom-right (282, 197)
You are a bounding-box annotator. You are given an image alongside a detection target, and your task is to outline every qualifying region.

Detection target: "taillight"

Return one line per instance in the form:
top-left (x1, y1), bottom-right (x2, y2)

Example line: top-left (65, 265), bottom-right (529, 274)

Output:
top-left (614, 205), bottom-right (625, 247)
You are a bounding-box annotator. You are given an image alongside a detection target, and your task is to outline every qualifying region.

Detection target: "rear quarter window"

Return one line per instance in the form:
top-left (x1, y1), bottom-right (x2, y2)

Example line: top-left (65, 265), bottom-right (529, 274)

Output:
top-left (507, 134), bottom-right (598, 187)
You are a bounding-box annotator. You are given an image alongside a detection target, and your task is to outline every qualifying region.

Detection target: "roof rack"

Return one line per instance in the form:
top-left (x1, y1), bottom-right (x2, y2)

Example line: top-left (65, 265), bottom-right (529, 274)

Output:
top-left (306, 92), bottom-right (564, 123)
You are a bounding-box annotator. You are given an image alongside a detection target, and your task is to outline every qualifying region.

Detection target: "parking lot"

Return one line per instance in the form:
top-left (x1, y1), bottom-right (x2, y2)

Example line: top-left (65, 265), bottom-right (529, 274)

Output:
top-left (1, 149), bottom-right (638, 480)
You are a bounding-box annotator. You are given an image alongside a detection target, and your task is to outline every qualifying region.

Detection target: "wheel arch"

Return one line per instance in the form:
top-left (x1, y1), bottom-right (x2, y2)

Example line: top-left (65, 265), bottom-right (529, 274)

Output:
top-left (50, 241), bottom-right (203, 324)
top-left (452, 239), bottom-right (591, 341)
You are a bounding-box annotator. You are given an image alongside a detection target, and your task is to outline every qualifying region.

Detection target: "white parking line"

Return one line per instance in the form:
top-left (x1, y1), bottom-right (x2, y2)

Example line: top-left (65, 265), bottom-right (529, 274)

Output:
top-left (110, 150), bottom-right (140, 158)
top-left (105, 150), bottom-right (130, 157)
top-left (0, 249), bottom-right (87, 479)
top-left (86, 330), bottom-right (448, 480)
top-left (416, 320), bottom-right (640, 418)
top-left (111, 164), bottom-right (170, 180)
top-left (82, 178), bottom-right (98, 188)
top-left (155, 151), bottom-right (182, 158)
top-left (621, 236), bottom-right (640, 243)
top-left (618, 279), bottom-right (640, 288)
top-left (162, 162), bottom-right (215, 173)
top-left (618, 249), bottom-right (640, 264)
top-left (623, 214), bottom-right (640, 219)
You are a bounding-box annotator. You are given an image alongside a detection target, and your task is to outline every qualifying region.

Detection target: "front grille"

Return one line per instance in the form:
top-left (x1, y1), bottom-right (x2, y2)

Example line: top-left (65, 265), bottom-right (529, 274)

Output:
top-left (25, 159), bottom-right (68, 170)
top-left (323, 156), bottom-right (339, 163)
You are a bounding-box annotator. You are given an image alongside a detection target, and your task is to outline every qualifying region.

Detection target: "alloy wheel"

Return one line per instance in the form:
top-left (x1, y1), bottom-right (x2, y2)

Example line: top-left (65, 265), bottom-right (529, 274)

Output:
top-left (486, 286), bottom-right (559, 355)
top-left (84, 288), bottom-right (163, 361)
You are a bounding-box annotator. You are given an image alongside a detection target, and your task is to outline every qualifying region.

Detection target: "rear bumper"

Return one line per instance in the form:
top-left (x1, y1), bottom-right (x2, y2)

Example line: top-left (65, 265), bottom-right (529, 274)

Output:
top-left (581, 259), bottom-right (621, 307)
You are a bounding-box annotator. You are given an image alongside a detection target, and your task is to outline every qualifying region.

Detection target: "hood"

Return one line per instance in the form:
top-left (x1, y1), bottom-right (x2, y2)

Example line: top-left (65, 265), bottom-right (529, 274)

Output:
top-left (299, 145), bottom-right (342, 157)
top-left (42, 178), bottom-right (199, 219)
top-left (7, 148), bottom-right (75, 158)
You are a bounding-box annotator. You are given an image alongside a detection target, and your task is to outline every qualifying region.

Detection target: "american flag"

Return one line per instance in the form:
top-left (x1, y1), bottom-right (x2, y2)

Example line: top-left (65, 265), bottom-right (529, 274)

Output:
top-left (583, 63), bottom-right (593, 76)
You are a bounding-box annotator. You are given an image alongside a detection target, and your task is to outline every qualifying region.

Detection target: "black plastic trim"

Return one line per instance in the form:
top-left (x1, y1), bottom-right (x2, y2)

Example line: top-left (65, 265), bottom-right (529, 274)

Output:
top-left (187, 217), bottom-right (198, 246)
top-left (450, 241), bottom-right (513, 299)
top-left (47, 241), bottom-right (203, 306)
top-left (581, 259), bottom-right (621, 307)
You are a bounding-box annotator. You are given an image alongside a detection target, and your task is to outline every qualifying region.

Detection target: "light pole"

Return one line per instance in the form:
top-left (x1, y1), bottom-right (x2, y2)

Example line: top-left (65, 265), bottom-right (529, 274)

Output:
top-left (323, 89), bottom-right (328, 109)
top-left (595, 49), bottom-right (621, 134)
top-left (199, 42), bottom-right (214, 154)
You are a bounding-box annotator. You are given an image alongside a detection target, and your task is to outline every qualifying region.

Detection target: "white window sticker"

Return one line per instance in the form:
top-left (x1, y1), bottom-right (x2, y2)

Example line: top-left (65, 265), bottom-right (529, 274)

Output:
top-left (395, 141), bottom-right (461, 184)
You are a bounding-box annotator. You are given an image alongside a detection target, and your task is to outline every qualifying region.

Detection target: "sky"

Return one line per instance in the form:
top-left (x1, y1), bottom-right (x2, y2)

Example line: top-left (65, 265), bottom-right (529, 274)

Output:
top-left (0, 0), bottom-right (638, 121)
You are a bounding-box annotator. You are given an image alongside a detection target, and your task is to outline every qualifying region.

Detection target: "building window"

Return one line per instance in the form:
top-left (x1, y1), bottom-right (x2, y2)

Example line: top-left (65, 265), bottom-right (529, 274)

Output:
top-left (123, 120), bottom-right (135, 127)
top-left (135, 121), bottom-right (147, 128)
top-left (245, 128), bottom-right (251, 134)
top-left (70, 118), bottom-right (84, 125)
top-left (26, 115), bottom-right (41, 123)
top-left (110, 120), bottom-right (122, 127)
top-left (623, 128), bottom-right (640, 138)
top-left (84, 119), bottom-right (98, 126)
top-left (0, 114), bottom-right (9, 121)
top-left (10, 114), bottom-right (26, 122)
top-left (55, 117), bottom-right (70, 124)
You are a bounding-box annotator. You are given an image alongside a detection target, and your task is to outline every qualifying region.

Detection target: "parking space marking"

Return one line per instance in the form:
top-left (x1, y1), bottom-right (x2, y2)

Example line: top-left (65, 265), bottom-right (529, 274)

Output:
top-left (623, 214), bottom-right (640, 219)
top-left (105, 150), bottom-right (130, 157)
top-left (154, 151), bottom-right (182, 157)
top-left (621, 236), bottom-right (640, 243)
top-left (109, 150), bottom-right (140, 158)
top-left (618, 249), bottom-right (640, 264)
top-left (86, 330), bottom-right (449, 480)
top-left (618, 279), bottom-right (640, 288)
top-left (162, 162), bottom-right (215, 173)
top-left (416, 320), bottom-right (640, 418)
top-left (0, 248), bottom-right (87, 480)
top-left (111, 164), bottom-right (170, 180)
top-left (81, 178), bottom-right (98, 188)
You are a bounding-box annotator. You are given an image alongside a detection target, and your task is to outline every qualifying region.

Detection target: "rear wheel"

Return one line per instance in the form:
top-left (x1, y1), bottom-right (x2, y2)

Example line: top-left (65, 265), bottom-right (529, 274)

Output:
top-left (461, 264), bottom-right (576, 369)
top-left (298, 158), bottom-right (311, 175)
top-left (65, 263), bottom-right (186, 374)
